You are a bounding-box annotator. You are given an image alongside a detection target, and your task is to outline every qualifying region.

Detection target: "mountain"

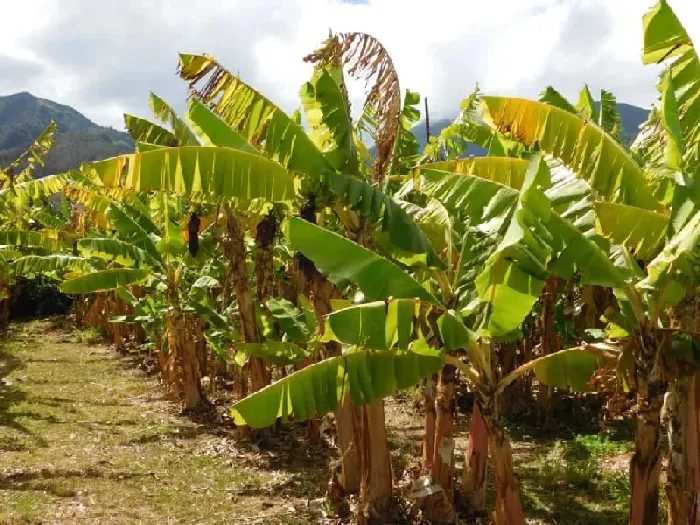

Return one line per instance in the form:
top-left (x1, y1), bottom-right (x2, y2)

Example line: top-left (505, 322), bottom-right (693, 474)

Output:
top-left (616, 103), bottom-right (650, 145)
top-left (0, 92), bottom-right (133, 178)
top-left (411, 102), bottom-right (650, 154)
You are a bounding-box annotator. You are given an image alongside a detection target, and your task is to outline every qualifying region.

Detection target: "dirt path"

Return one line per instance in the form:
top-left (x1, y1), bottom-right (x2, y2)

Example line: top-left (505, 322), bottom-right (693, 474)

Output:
top-left (0, 319), bottom-right (636, 524)
top-left (0, 320), bottom-right (328, 524)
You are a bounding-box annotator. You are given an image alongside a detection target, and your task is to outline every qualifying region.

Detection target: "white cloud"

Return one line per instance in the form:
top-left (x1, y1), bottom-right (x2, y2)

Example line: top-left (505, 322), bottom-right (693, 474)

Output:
top-left (0, 0), bottom-right (698, 129)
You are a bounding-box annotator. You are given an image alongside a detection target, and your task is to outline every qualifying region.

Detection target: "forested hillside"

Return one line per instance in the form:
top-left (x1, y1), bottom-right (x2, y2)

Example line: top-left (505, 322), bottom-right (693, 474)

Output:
top-left (0, 92), bottom-right (133, 177)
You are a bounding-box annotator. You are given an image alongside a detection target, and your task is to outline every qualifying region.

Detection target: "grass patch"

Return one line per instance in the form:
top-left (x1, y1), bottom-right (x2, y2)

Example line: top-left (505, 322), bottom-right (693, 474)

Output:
top-left (518, 456), bottom-right (628, 523)
top-left (514, 430), bottom-right (641, 525)
top-left (3, 318), bottom-right (658, 524)
top-left (568, 433), bottom-right (633, 458)
top-left (0, 320), bottom-right (321, 524)
top-left (71, 327), bottom-right (104, 345)
top-left (13, 493), bottom-right (41, 522)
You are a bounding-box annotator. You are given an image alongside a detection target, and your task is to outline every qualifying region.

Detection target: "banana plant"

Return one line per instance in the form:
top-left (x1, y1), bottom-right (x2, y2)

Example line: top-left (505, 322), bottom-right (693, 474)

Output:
top-left (419, 87), bottom-right (526, 163)
top-left (626, 2), bottom-right (700, 522)
top-left (0, 121), bottom-right (57, 190)
top-left (474, 5), bottom-right (699, 519)
top-left (540, 84), bottom-right (623, 141)
top-left (0, 123), bottom-right (74, 324)
top-left (17, 187), bottom-right (224, 410)
top-left (479, 96), bottom-right (664, 213)
top-left (230, 154), bottom-right (635, 523)
top-left (0, 231), bottom-right (75, 324)
top-left (176, 37), bottom-right (444, 514)
top-left (408, 65), bottom-right (693, 521)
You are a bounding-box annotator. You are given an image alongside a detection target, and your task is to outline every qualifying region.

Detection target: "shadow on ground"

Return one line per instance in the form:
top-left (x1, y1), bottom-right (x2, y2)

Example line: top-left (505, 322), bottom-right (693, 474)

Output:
top-left (0, 332), bottom-right (47, 449)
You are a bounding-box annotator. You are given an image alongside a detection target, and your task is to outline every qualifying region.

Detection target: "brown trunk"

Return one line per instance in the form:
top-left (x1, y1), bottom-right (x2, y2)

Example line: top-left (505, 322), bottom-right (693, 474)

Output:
top-left (336, 393), bottom-right (361, 493)
top-left (358, 400), bottom-right (393, 520)
top-left (461, 399), bottom-right (488, 512)
top-left (422, 375), bottom-right (437, 471)
top-left (216, 357), bottom-right (228, 377)
top-left (579, 285), bottom-right (599, 331)
top-left (255, 213), bottom-right (276, 302)
top-left (665, 372), bottom-right (700, 525)
top-left (538, 277), bottom-right (559, 424)
top-left (432, 370), bottom-right (457, 477)
top-left (690, 374), bottom-right (700, 523)
top-left (313, 272), bottom-right (360, 491)
top-left (234, 362), bottom-right (248, 400)
top-left (516, 323), bottom-right (535, 402)
top-left (0, 284), bottom-right (10, 327)
top-left (251, 212), bottom-right (275, 393)
top-left (498, 342), bottom-right (520, 408)
top-left (343, 216), bottom-right (393, 518)
top-left (482, 398), bottom-right (525, 525)
top-left (666, 377), bottom-right (693, 525)
top-left (223, 205), bottom-right (268, 408)
top-left (0, 300), bottom-right (8, 327)
top-left (224, 204), bottom-right (257, 342)
top-left (293, 201), bottom-right (323, 445)
top-left (74, 296), bottom-right (86, 327)
top-left (490, 429), bottom-right (526, 525)
top-left (166, 279), bottom-right (202, 410)
top-left (423, 365), bottom-right (457, 523)
top-left (630, 377), bottom-right (664, 525)
top-left (156, 335), bottom-right (171, 388)
top-left (193, 318), bottom-right (208, 390)
top-left (629, 325), bottom-right (667, 525)
top-left (246, 360), bottom-right (268, 399)
top-left (667, 298), bottom-right (700, 524)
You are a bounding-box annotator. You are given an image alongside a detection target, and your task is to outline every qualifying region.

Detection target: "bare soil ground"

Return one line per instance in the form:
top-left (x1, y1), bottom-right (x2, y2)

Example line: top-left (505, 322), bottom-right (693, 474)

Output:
top-left (1, 319), bottom-right (638, 524)
top-left (0, 320), bottom-right (331, 524)
top-left (383, 391), bottom-right (636, 525)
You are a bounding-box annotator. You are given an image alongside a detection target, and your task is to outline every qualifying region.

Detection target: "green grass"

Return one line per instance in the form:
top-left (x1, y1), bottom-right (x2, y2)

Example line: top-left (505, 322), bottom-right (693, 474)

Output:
top-left (2, 319), bottom-right (659, 524)
top-left (514, 431), bottom-right (638, 524)
top-left (569, 433), bottom-right (633, 457)
top-left (70, 326), bottom-right (104, 345)
top-left (0, 319), bottom-right (325, 524)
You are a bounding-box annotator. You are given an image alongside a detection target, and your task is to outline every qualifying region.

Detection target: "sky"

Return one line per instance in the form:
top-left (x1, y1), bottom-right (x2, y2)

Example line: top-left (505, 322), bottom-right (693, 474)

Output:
top-left (1, 0), bottom-right (699, 130)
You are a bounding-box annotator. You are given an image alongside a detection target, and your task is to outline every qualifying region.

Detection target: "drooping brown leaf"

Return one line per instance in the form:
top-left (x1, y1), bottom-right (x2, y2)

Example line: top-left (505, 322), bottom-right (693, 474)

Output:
top-left (304, 33), bottom-right (401, 184)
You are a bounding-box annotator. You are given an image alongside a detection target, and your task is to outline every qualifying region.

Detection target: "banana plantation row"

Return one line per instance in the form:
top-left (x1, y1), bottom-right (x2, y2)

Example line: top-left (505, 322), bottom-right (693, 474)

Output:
top-left (0, 1), bottom-right (698, 523)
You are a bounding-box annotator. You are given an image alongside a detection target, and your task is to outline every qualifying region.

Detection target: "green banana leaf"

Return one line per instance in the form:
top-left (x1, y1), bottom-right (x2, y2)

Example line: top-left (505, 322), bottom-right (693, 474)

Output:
top-left (78, 238), bottom-right (161, 269)
top-left (233, 342), bottom-right (309, 367)
top-left (13, 255), bottom-right (95, 276)
top-left (0, 172), bottom-right (69, 209)
top-left (185, 99), bottom-right (258, 154)
top-left (417, 168), bottom-right (518, 224)
top-left (329, 173), bottom-right (442, 268)
top-left (639, 209), bottom-right (700, 315)
top-left (149, 93), bottom-right (199, 146)
top-left (266, 298), bottom-right (313, 343)
top-left (300, 66), bottom-right (358, 174)
top-left (124, 114), bottom-right (176, 146)
top-left (286, 216), bottom-right (441, 306)
top-left (416, 157), bottom-right (529, 190)
top-left (498, 346), bottom-right (607, 393)
top-left (82, 147), bottom-right (296, 204)
top-left (61, 268), bottom-right (152, 294)
top-left (231, 346), bottom-right (442, 428)
top-left (475, 156), bottom-right (552, 336)
top-left (594, 201), bottom-right (669, 260)
top-left (391, 89), bottom-right (422, 174)
top-left (0, 231), bottom-right (69, 252)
